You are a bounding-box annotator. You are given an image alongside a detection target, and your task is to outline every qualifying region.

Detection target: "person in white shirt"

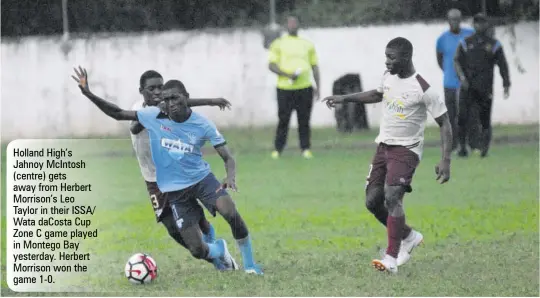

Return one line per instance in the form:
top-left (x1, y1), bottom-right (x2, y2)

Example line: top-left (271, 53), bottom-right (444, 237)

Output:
top-left (129, 70), bottom-right (233, 270)
top-left (322, 37), bottom-right (452, 274)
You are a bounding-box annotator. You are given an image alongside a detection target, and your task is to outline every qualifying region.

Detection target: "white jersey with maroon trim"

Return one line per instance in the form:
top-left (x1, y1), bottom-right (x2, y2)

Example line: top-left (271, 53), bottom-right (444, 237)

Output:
top-left (375, 71), bottom-right (447, 159)
top-left (130, 99), bottom-right (156, 182)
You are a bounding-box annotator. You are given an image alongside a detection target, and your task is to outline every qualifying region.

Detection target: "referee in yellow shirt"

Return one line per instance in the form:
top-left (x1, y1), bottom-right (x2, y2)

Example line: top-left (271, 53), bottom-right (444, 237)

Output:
top-left (268, 16), bottom-right (320, 159)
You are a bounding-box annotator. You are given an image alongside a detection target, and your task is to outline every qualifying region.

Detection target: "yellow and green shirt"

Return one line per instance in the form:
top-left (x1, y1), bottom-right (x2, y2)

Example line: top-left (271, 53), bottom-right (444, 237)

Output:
top-left (268, 34), bottom-right (318, 90)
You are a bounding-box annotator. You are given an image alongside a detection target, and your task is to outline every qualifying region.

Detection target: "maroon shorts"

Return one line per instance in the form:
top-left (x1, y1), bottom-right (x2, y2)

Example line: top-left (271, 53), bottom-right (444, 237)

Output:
top-left (145, 181), bottom-right (171, 222)
top-left (365, 143), bottom-right (420, 193)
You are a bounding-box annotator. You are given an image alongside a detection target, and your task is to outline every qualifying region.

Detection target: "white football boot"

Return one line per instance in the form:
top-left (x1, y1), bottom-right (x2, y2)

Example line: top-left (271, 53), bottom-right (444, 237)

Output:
top-left (372, 254), bottom-right (398, 274)
top-left (397, 230), bottom-right (424, 266)
top-left (216, 239), bottom-right (239, 271)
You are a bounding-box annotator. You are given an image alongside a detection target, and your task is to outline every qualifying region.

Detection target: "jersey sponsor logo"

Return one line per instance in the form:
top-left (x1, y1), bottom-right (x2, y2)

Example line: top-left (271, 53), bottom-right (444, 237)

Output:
top-left (160, 124), bottom-right (172, 132)
top-left (385, 99), bottom-right (406, 119)
top-left (161, 138), bottom-right (195, 154)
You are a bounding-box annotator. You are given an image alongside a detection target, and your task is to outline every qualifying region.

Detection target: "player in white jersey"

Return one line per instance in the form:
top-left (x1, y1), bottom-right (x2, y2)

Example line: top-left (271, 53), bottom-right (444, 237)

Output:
top-left (323, 37), bottom-right (452, 274)
top-left (130, 70), bottom-right (233, 270)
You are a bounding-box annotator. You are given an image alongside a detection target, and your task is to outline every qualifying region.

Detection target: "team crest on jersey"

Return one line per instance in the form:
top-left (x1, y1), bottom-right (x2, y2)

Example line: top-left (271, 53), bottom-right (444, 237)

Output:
top-left (160, 125), bottom-right (172, 132)
top-left (186, 132), bottom-right (198, 145)
top-left (401, 91), bottom-right (418, 100)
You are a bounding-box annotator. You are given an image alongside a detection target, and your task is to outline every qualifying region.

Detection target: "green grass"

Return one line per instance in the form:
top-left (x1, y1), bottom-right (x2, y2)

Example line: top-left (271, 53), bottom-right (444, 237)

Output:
top-left (1, 125), bottom-right (539, 296)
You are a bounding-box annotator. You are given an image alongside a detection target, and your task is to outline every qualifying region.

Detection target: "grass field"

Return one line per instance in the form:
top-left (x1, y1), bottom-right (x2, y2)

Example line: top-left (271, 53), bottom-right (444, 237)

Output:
top-left (1, 125), bottom-right (539, 296)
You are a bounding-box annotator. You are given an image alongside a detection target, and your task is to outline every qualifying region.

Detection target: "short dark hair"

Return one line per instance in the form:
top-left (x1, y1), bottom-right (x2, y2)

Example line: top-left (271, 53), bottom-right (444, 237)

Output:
top-left (386, 37), bottom-right (413, 58)
top-left (139, 70), bottom-right (162, 88)
top-left (163, 79), bottom-right (188, 95)
top-left (473, 13), bottom-right (488, 23)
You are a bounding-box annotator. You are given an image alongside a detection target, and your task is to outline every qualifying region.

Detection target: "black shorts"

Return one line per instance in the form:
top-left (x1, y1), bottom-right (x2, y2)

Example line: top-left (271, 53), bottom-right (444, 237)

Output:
top-left (161, 172), bottom-right (228, 231)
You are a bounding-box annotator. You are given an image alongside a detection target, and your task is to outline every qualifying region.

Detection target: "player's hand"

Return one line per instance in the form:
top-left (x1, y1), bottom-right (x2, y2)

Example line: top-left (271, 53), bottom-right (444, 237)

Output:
top-left (313, 86), bottom-right (320, 101)
top-left (288, 73), bottom-right (299, 81)
top-left (435, 159), bottom-right (451, 184)
top-left (212, 98), bottom-right (232, 111)
top-left (503, 87), bottom-right (510, 99)
top-left (218, 176), bottom-right (237, 192)
top-left (321, 95), bottom-right (344, 109)
top-left (71, 66), bottom-right (90, 93)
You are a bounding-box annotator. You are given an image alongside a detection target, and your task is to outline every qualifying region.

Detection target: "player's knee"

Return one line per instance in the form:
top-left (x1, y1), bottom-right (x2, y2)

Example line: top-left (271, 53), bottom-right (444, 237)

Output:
top-left (216, 195), bottom-right (237, 220)
top-left (365, 185), bottom-right (384, 212)
top-left (383, 184), bottom-right (405, 210)
top-left (198, 218), bottom-right (211, 235)
top-left (169, 232), bottom-right (188, 248)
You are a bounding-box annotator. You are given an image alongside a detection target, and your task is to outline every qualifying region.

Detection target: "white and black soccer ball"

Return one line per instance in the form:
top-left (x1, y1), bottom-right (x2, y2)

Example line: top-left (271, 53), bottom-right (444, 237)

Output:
top-left (124, 253), bottom-right (158, 284)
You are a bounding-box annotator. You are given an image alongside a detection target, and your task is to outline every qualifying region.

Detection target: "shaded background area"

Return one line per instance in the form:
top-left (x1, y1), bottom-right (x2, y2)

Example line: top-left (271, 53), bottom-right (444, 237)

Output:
top-left (2, 0), bottom-right (538, 38)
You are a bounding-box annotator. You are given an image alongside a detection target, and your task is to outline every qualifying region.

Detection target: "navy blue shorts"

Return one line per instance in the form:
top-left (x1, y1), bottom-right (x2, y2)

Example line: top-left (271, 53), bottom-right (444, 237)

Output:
top-left (162, 172), bottom-right (229, 231)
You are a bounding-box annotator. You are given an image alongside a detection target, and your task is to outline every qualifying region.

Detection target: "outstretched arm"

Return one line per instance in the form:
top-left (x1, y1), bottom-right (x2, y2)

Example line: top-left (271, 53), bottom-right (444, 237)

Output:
top-left (72, 66), bottom-right (137, 121)
top-left (341, 90), bottom-right (383, 103)
top-left (187, 98), bottom-right (232, 110)
top-left (322, 89), bottom-right (383, 108)
top-left (82, 90), bottom-right (138, 121)
top-left (131, 97), bottom-right (231, 135)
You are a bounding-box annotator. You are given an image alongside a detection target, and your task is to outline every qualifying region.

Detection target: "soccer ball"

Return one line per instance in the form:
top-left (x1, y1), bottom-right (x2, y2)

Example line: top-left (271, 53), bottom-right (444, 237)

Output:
top-left (124, 253), bottom-right (158, 284)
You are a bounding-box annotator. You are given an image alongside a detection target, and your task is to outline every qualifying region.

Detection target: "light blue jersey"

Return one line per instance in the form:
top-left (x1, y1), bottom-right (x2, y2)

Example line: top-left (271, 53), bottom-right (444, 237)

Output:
top-left (136, 107), bottom-right (226, 192)
top-left (436, 27), bottom-right (474, 89)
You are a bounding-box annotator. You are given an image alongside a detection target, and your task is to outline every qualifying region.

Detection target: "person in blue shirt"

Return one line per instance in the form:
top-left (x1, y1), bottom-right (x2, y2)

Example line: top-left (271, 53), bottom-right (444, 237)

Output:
top-left (72, 66), bottom-right (263, 275)
top-left (436, 9), bottom-right (474, 151)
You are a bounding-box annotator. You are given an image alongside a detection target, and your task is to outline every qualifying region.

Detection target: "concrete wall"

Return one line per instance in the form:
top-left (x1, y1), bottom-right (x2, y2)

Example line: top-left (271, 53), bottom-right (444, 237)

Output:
top-left (1, 21), bottom-right (538, 140)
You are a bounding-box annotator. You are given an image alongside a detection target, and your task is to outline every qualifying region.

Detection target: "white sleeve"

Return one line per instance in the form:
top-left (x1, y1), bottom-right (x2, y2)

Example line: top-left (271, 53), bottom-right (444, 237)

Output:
top-left (129, 100), bottom-right (145, 136)
top-left (423, 87), bottom-right (447, 119)
top-left (376, 70), bottom-right (390, 93)
top-left (131, 100), bottom-right (144, 110)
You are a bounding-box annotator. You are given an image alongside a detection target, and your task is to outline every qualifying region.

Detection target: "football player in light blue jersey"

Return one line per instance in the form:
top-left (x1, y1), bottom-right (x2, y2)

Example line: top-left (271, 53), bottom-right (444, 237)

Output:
top-left (130, 69), bottom-right (233, 271)
top-left (73, 67), bottom-right (262, 275)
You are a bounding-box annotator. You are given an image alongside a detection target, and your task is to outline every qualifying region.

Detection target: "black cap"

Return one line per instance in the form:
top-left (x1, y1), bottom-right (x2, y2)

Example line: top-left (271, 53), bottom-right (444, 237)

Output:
top-left (473, 13), bottom-right (488, 23)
